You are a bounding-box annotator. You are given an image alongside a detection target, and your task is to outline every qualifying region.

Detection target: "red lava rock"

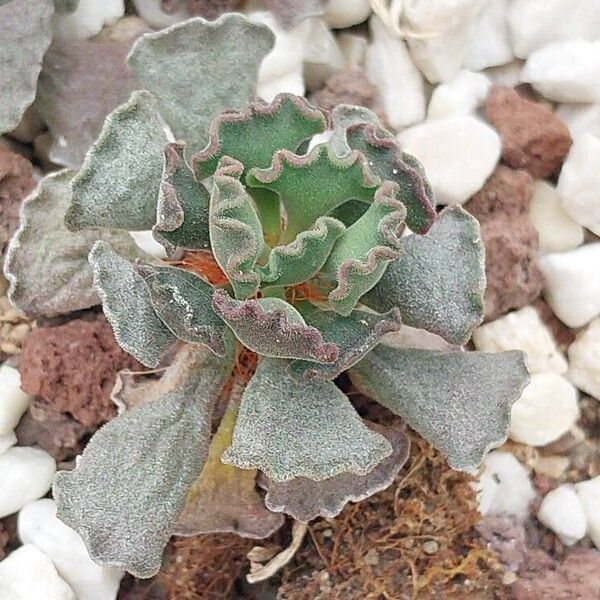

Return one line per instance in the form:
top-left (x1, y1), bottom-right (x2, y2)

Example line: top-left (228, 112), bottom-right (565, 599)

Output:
top-left (476, 515), bottom-right (526, 573)
top-left (309, 69), bottom-right (378, 112)
top-left (465, 166), bottom-right (543, 321)
top-left (185, 0), bottom-right (242, 18)
top-left (485, 86), bottom-right (572, 178)
top-left (0, 148), bottom-right (35, 259)
top-left (19, 314), bottom-right (141, 429)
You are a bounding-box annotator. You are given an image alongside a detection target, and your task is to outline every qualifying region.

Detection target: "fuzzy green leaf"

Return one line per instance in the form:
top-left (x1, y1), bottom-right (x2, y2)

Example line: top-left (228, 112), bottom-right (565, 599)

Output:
top-left (128, 14), bottom-right (274, 155)
top-left (192, 93), bottom-right (327, 179)
top-left (0, 0), bottom-right (53, 134)
top-left (261, 421), bottom-right (409, 521)
top-left (258, 216), bottom-right (346, 286)
top-left (135, 262), bottom-right (227, 356)
top-left (222, 358), bottom-right (392, 482)
top-left (153, 142), bottom-right (211, 254)
top-left (363, 207), bottom-right (485, 345)
top-left (89, 241), bottom-right (176, 368)
top-left (324, 181), bottom-right (407, 316)
top-left (67, 90), bottom-right (167, 231)
top-left (290, 302), bottom-right (402, 382)
top-left (209, 160), bottom-right (264, 299)
top-left (247, 143), bottom-right (378, 242)
top-left (330, 104), bottom-right (390, 157)
top-left (212, 290), bottom-right (337, 363)
top-left (53, 345), bottom-right (233, 578)
top-left (349, 346), bottom-right (529, 471)
top-left (5, 171), bottom-right (141, 318)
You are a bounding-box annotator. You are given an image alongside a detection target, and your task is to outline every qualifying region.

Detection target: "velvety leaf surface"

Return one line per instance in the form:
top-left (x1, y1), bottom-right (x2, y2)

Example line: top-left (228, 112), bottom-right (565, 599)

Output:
top-left (247, 143), bottom-right (378, 242)
top-left (128, 14), bottom-right (274, 155)
top-left (209, 161), bottom-right (264, 299)
top-left (212, 290), bottom-right (337, 363)
top-left (257, 216), bottom-right (346, 286)
top-left (5, 170), bottom-right (140, 318)
top-left (67, 90), bottom-right (167, 231)
top-left (192, 93), bottom-right (326, 179)
top-left (324, 181), bottom-right (407, 316)
top-left (174, 389), bottom-right (284, 538)
top-left (330, 104), bottom-right (391, 158)
top-left (35, 33), bottom-right (140, 168)
top-left (363, 207), bottom-right (485, 345)
top-left (261, 421), bottom-right (409, 521)
top-left (53, 344), bottom-right (233, 578)
top-left (349, 346), bottom-right (529, 471)
top-left (0, 0), bottom-right (53, 134)
top-left (136, 262), bottom-right (227, 356)
top-left (222, 358), bottom-right (392, 481)
top-left (89, 241), bottom-right (176, 368)
top-left (290, 302), bottom-right (402, 382)
top-left (153, 143), bottom-right (211, 254)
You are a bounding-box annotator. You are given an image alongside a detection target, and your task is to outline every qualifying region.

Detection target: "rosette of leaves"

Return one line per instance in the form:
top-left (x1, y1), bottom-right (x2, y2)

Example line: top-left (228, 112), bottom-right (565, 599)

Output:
top-left (4, 15), bottom-right (529, 579)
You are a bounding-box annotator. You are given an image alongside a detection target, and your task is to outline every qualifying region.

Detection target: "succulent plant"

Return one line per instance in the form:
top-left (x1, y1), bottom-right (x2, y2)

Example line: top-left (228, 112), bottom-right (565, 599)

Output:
top-left (5, 14), bottom-right (529, 579)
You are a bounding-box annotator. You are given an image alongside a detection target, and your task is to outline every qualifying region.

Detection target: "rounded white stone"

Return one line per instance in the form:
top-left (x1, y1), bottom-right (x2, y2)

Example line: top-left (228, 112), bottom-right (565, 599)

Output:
top-left (477, 451), bottom-right (535, 521)
top-left (0, 447), bottom-right (56, 518)
top-left (132, 0), bottom-right (189, 29)
top-left (304, 18), bottom-right (344, 91)
top-left (484, 59), bottom-right (523, 88)
top-left (529, 180), bottom-right (584, 255)
top-left (324, 0), bottom-right (371, 29)
top-left (0, 544), bottom-right (76, 600)
top-left (337, 33), bottom-right (367, 69)
top-left (427, 70), bottom-right (491, 120)
top-left (18, 498), bottom-right (124, 600)
top-left (508, 0), bottom-right (600, 59)
top-left (0, 432), bottom-right (17, 456)
top-left (53, 0), bottom-right (125, 40)
top-left (509, 373), bottom-right (579, 447)
top-left (575, 476), bottom-right (600, 550)
top-left (568, 318), bottom-right (600, 401)
top-left (521, 40), bottom-right (600, 104)
top-left (0, 365), bottom-right (32, 436)
top-left (128, 231), bottom-right (167, 259)
top-left (556, 104), bottom-right (600, 141)
top-left (537, 484), bottom-right (587, 546)
top-left (540, 243), bottom-right (600, 328)
top-left (366, 15), bottom-right (425, 129)
top-left (557, 133), bottom-right (600, 237)
top-left (398, 116), bottom-right (500, 205)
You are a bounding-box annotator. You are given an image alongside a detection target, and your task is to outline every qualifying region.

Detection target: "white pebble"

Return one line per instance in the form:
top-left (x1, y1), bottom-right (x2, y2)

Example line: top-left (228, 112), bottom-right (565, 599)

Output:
top-left (129, 231), bottom-right (167, 259)
top-left (575, 477), bottom-right (600, 550)
top-left (538, 485), bottom-right (587, 546)
top-left (427, 70), bottom-right (491, 119)
top-left (337, 33), bottom-right (367, 69)
top-left (477, 451), bottom-right (535, 521)
top-left (568, 318), bottom-right (600, 401)
top-left (53, 0), bottom-right (124, 40)
top-left (0, 447), bottom-right (56, 518)
top-left (398, 116), bottom-right (500, 204)
top-left (557, 133), bottom-right (600, 237)
top-left (132, 0), bottom-right (190, 29)
top-left (403, 0), bottom-right (488, 83)
top-left (324, 0), bottom-right (371, 29)
top-left (556, 104), bottom-right (600, 141)
top-left (0, 431), bottom-right (17, 456)
top-left (0, 365), bottom-right (32, 436)
top-left (366, 15), bottom-right (425, 129)
top-left (473, 307), bottom-right (567, 374)
top-left (529, 180), bottom-right (584, 254)
top-left (521, 40), bottom-right (600, 104)
top-left (484, 59), bottom-right (523, 88)
top-left (18, 499), bottom-right (124, 600)
top-left (540, 243), bottom-right (600, 328)
top-left (304, 18), bottom-right (344, 91)
top-left (464, 0), bottom-right (513, 71)
top-left (510, 373), bottom-right (579, 447)
top-left (0, 544), bottom-right (76, 600)
top-left (508, 0), bottom-right (600, 59)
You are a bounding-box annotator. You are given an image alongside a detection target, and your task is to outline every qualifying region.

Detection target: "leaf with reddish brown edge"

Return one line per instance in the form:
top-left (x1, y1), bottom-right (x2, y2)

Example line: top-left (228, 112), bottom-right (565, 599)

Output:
top-left (173, 385), bottom-right (284, 538)
top-left (221, 357), bottom-right (392, 482)
top-left (128, 14), bottom-right (274, 155)
top-left (289, 301), bottom-right (402, 382)
top-left (349, 345), bottom-right (529, 471)
top-left (246, 143), bottom-right (379, 242)
top-left (363, 207), bottom-right (485, 345)
top-left (135, 261), bottom-right (228, 356)
top-left (212, 289), bottom-right (338, 364)
top-left (323, 181), bottom-right (407, 316)
top-left (153, 142), bottom-right (211, 255)
top-left (192, 93), bottom-right (327, 180)
top-left (260, 421), bottom-right (410, 521)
